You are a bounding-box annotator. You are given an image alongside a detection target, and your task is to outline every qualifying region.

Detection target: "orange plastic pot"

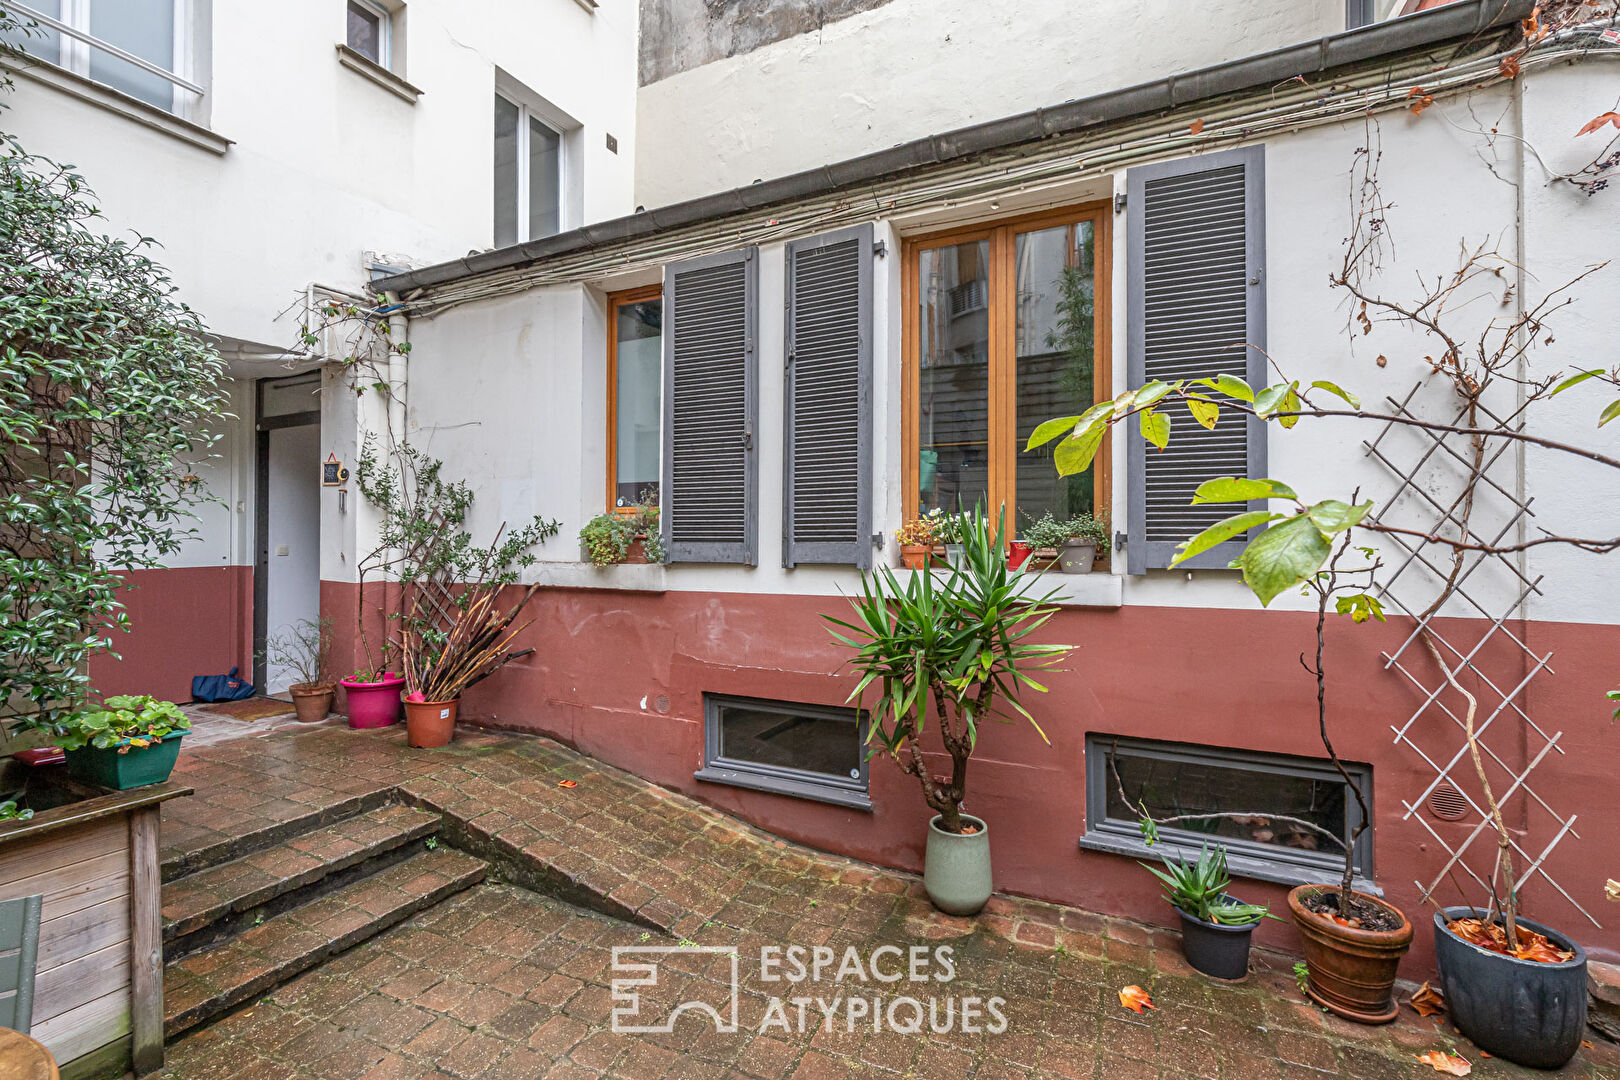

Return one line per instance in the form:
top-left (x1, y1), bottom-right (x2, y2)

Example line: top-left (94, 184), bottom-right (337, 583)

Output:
top-left (404, 698), bottom-right (459, 749)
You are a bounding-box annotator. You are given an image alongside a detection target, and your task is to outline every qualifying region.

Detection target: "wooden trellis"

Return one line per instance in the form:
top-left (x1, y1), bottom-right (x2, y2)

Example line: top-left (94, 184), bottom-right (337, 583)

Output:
top-left (1363, 384), bottom-right (1601, 929)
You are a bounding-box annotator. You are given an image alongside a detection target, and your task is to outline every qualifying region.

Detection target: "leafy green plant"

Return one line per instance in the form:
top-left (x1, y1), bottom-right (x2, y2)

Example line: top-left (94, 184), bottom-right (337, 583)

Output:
top-left (1139, 841), bottom-right (1274, 927)
top-left (0, 800), bottom-right (32, 822)
top-left (578, 497), bottom-right (662, 566)
top-left (0, 129), bottom-right (229, 735)
top-left (826, 508), bottom-right (1073, 833)
top-left (55, 695), bottom-right (190, 753)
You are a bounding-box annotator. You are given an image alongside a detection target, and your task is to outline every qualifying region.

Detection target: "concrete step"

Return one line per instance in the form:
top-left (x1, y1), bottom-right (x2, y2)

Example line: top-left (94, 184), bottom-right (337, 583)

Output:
top-left (162, 846), bottom-right (486, 1039)
top-left (162, 803), bottom-right (443, 960)
top-left (160, 788), bottom-right (397, 881)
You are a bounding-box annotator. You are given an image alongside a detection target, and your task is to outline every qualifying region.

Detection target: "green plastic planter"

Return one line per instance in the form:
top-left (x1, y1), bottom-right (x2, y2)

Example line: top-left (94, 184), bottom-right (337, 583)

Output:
top-left (64, 730), bottom-right (185, 790)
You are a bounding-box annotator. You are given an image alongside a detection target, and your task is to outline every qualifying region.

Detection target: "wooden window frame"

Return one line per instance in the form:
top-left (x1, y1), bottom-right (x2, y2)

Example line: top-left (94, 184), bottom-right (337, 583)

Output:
top-left (900, 200), bottom-right (1113, 535)
top-left (605, 283), bottom-right (663, 515)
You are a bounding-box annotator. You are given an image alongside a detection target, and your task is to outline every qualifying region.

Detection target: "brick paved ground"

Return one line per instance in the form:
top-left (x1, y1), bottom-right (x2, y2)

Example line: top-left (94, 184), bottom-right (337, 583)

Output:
top-left (160, 721), bottom-right (1620, 1079)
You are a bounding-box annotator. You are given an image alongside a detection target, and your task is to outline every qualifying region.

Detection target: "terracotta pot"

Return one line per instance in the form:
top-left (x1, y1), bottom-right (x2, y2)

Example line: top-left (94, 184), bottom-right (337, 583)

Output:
top-left (288, 682), bottom-right (335, 723)
top-left (624, 536), bottom-right (649, 564)
top-left (900, 544), bottom-right (931, 570)
top-left (404, 698), bottom-right (459, 749)
top-left (1007, 541), bottom-right (1032, 569)
top-left (1287, 884), bottom-right (1413, 1024)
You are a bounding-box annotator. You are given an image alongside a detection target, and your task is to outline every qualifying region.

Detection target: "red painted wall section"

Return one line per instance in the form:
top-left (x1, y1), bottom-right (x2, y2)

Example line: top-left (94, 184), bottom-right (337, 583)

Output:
top-left (316, 581), bottom-right (1620, 975)
top-left (88, 566), bottom-right (252, 703)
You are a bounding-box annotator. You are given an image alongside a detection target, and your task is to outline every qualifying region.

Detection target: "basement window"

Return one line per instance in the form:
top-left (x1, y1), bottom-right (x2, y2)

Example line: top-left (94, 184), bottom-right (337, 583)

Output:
top-left (696, 695), bottom-right (870, 810)
top-left (1080, 733), bottom-right (1375, 890)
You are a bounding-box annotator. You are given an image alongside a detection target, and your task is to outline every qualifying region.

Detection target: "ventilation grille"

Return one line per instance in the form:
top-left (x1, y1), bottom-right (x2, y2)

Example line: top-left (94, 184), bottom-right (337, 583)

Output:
top-left (1426, 780), bottom-right (1469, 821)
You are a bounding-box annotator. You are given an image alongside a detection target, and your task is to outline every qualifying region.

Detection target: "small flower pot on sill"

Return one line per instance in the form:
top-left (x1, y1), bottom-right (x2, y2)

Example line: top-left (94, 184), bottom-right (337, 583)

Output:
top-left (64, 730), bottom-right (184, 790)
top-left (341, 674), bottom-right (404, 729)
top-left (1433, 907), bottom-right (1588, 1069)
top-left (1007, 541), bottom-right (1033, 570)
top-left (944, 543), bottom-right (965, 567)
top-left (1058, 540), bottom-right (1098, 574)
top-left (289, 682), bottom-right (336, 723)
top-left (924, 813), bottom-right (992, 916)
top-left (900, 544), bottom-right (932, 571)
top-left (404, 697), bottom-right (459, 749)
top-left (1177, 896), bottom-right (1257, 981)
top-left (1287, 884), bottom-right (1412, 1024)
top-left (624, 537), bottom-right (650, 565)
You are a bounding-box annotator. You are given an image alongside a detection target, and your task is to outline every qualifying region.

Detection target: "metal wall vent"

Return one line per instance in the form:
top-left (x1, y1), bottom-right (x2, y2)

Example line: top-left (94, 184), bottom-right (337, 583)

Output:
top-left (1427, 780), bottom-right (1469, 821)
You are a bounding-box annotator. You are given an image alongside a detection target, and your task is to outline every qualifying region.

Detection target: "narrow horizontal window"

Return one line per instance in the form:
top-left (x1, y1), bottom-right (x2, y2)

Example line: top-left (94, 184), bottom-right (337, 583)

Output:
top-left (696, 694), bottom-right (869, 810)
top-left (1081, 733), bottom-right (1373, 889)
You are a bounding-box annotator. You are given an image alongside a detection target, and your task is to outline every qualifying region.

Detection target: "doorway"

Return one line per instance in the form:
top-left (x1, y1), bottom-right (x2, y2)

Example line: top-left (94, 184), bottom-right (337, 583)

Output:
top-left (254, 373), bottom-right (322, 694)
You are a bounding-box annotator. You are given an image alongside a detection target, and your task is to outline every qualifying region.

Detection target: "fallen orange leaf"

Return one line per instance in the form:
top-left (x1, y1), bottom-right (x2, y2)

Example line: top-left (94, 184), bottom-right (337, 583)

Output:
top-left (1577, 112), bottom-right (1620, 137)
top-left (1189, 118), bottom-right (1205, 135)
top-left (1499, 54), bottom-right (1521, 79)
top-left (557, 779), bottom-right (578, 788)
top-left (1118, 985), bottom-right (1156, 1014)
top-left (1408, 981), bottom-right (1445, 1017)
top-left (1417, 1050), bottom-right (1471, 1075)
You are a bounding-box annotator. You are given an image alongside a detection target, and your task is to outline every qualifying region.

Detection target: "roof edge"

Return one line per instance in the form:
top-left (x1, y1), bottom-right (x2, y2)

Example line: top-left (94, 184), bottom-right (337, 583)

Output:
top-left (375, 0), bottom-right (1532, 296)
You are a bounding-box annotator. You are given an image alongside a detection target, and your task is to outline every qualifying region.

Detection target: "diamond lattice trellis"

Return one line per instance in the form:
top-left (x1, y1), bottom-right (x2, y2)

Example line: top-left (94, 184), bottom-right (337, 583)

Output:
top-left (1363, 384), bottom-right (1601, 930)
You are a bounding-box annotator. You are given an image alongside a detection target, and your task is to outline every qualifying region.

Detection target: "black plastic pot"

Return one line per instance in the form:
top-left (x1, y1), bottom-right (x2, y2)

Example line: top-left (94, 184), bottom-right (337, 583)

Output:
top-left (1177, 897), bottom-right (1257, 981)
top-left (1434, 906), bottom-right (1588, 1070)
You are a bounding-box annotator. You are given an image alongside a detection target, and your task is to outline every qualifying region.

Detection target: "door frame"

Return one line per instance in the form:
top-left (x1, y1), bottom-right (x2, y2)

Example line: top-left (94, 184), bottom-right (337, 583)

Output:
top-left (253, 374), bottom-right (321, 693)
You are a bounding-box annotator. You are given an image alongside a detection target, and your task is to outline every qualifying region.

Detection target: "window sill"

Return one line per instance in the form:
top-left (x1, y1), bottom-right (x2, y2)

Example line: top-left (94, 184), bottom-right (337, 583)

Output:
top-left (1076, 832), bottom-right (1382, 896)
top-left (695, 767), bottom-right (872, 811)
top-left (335, 44), bottom-right (422, 104)
top-left (909, 568), bottom-right (1124, 608)
top-left (3, 58), bottom-right (230, 156)
top-left (530, 561), bottom-right (666, 592)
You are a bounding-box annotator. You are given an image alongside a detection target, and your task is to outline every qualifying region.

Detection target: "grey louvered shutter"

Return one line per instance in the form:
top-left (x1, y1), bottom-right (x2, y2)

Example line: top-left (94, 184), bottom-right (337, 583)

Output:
top-left (783, 224), bottom-right (873, 569)
top-left (1126, 145), bottom-right (1267, 573)
top-left (661, 247), bottom-right (758, 564)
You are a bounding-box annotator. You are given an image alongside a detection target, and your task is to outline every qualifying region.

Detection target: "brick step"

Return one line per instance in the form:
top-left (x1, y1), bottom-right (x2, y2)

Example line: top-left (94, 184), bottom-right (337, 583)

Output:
top-left (162, 803), bottom-right (443, 960)
top-left (162, 846), bottom-right (486, 1039)
top-left (160, 788), bottom-right (397, 881)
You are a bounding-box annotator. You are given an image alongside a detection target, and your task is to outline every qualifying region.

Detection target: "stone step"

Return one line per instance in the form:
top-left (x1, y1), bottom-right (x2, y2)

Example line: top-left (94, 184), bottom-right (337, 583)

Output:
top-left (161, 788), bottom-right (397, 881)
top-left (162, 846), bottom-right (486, 1039)
top-left (162, 803), bottom-right (443, 959)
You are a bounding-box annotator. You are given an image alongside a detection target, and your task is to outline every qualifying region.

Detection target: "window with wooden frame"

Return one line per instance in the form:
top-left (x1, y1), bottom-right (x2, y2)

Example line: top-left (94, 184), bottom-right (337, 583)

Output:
top-left (606, 285), bottom-right (663, 511)
top-left (902, 202), bottom-right (1112, 539)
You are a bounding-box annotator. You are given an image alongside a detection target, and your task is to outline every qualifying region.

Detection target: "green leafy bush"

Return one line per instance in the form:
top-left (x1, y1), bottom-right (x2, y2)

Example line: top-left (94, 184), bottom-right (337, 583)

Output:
top-left (1022, 511), bottom-right (1108, 549)
top-left (578, 500), bottom-right (662, 566)
top-left (0, 134), bottom-right (229, 734)
top-left (55, 695), bottom-right (190, 753)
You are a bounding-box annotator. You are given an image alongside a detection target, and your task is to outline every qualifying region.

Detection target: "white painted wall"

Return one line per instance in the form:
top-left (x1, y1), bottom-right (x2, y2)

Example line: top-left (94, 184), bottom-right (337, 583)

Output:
top-left (633, 0), bottom-right (1343, 208)
top-left (405, 66), bottom-right (1620, 626)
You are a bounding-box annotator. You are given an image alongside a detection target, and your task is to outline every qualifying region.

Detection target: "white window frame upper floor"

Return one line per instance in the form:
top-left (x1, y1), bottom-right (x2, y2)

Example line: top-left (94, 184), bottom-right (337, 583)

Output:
top-left (336, 0), bottom-right (420, 104)
top-left (493, 71), bottom-right (584, 248)
top-left (2, 0), bottom-right (223, 152)
top-left (345, 0), bottom-right (390, 69)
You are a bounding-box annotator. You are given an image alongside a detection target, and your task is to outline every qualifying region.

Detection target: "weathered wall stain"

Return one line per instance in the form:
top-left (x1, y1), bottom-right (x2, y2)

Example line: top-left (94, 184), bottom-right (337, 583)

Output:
top-left (639, 0), bottom-right (901, 85)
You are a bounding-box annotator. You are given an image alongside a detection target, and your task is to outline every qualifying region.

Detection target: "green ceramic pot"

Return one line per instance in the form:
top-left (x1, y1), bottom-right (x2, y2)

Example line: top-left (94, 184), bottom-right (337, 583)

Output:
top-left (923, 813), bottom-right (992, 915)
top-left (64, 730), bottom-right (184, 790)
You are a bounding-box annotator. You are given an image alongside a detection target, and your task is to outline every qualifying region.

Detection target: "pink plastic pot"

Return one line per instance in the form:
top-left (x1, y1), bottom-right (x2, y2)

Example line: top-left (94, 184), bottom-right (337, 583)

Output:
top-left (340, 674), bottom-right (404, 729)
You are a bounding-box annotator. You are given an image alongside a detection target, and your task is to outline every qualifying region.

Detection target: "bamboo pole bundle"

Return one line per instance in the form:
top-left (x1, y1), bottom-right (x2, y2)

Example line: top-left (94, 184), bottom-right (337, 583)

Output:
top-left (400, 581), bottom-right (541, 703)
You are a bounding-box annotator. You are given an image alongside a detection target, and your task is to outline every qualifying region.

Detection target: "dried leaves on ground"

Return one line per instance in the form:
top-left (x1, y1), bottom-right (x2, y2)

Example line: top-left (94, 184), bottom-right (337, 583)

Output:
top-left (1408, 981), bottom-right (1445, 1017)
top-left (1417, 1050), bottom-right (1472, 1075)
top-left (1118, 985), bottom-right (1156, 1014)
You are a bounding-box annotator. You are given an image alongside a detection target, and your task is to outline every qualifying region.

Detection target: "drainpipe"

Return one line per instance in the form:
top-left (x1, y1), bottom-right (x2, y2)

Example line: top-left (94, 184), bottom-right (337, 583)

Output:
top-left (384, 290), bottom-right (409, 446)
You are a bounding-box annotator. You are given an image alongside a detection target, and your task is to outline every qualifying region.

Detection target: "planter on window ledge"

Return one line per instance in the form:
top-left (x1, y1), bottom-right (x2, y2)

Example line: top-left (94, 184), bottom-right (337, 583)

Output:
top-left (1006, 540), bottom-right (1033, 570)
top-left (1058, 540), bottom-right (1098, 573)
top-left (900, 543), bottom-right (932, 571)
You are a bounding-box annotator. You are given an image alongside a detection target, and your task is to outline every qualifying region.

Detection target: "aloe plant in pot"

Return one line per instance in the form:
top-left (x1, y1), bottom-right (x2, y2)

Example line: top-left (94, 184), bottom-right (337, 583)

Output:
top-left (1141, 836), bottom-right (1277, 981)
top-left (827, 508), bottom-right (1073, 915)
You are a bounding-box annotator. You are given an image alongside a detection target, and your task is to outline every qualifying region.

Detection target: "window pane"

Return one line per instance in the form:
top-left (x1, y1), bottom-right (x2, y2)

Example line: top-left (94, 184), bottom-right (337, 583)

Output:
top-left (527, 117), bottom-right (561, 240)
top-left (493, 95), bottom-right (519, 248)
top-left (916, 240), bottom-right (989, 516)
top-left (346, 1), bottom-right (382, 62)
top-left (1, 0), bottom-right (60, 66)
top-left (1104, 745), bottom-right (1351, 860)
top-left (614, 298), bottom-right (662, 507)
top-left (1015, 221), bottom-right (1096, 524)
top-left (89, 0), bottom-right (175, 110)
top-left (719, 704), bottom-right (860, 781)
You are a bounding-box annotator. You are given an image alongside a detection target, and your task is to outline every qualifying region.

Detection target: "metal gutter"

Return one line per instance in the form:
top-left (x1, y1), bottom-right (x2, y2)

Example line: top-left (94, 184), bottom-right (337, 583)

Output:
top-left (375, 0), bottom-right (1532, 296)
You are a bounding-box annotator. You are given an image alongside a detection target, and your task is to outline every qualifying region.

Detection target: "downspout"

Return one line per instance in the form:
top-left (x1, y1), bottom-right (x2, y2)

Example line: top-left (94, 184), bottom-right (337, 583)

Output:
top-left (383, 290), bottom-right (409, 665)
top-left (1509, 68), bottom-right (1531, 843)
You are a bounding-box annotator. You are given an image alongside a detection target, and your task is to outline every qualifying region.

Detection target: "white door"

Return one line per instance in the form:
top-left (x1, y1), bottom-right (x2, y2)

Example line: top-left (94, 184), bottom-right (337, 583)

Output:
top-left (263, 424), bottom-right (321, 694)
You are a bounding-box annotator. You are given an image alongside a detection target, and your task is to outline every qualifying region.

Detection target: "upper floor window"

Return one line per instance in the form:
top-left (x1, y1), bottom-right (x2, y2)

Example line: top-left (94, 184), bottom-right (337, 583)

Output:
top-left (904, 202), bottom-right (1110, 536)
top-left (494, 91), bottom-right (563, 247)
top-left (345, 0), bottom-right (390, 67)
top-left (2, 0), bottom-right (199, 116)
top-left (607, 287), bottom-right (663, 510)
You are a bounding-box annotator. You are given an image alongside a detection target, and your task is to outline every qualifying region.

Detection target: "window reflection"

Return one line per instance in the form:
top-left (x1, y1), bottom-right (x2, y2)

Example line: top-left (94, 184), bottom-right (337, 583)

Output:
top-left (614, 298), bottom-right (662, 507)
top-left (916, 240), bottom-right (990, 516)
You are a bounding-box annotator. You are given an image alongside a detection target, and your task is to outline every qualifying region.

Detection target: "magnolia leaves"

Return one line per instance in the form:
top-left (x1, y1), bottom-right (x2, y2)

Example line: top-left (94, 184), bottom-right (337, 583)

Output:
top-left (1026, 374), bottom-right (1362, 478)
top-left (1549, 367), bottom-right (1620, 428)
